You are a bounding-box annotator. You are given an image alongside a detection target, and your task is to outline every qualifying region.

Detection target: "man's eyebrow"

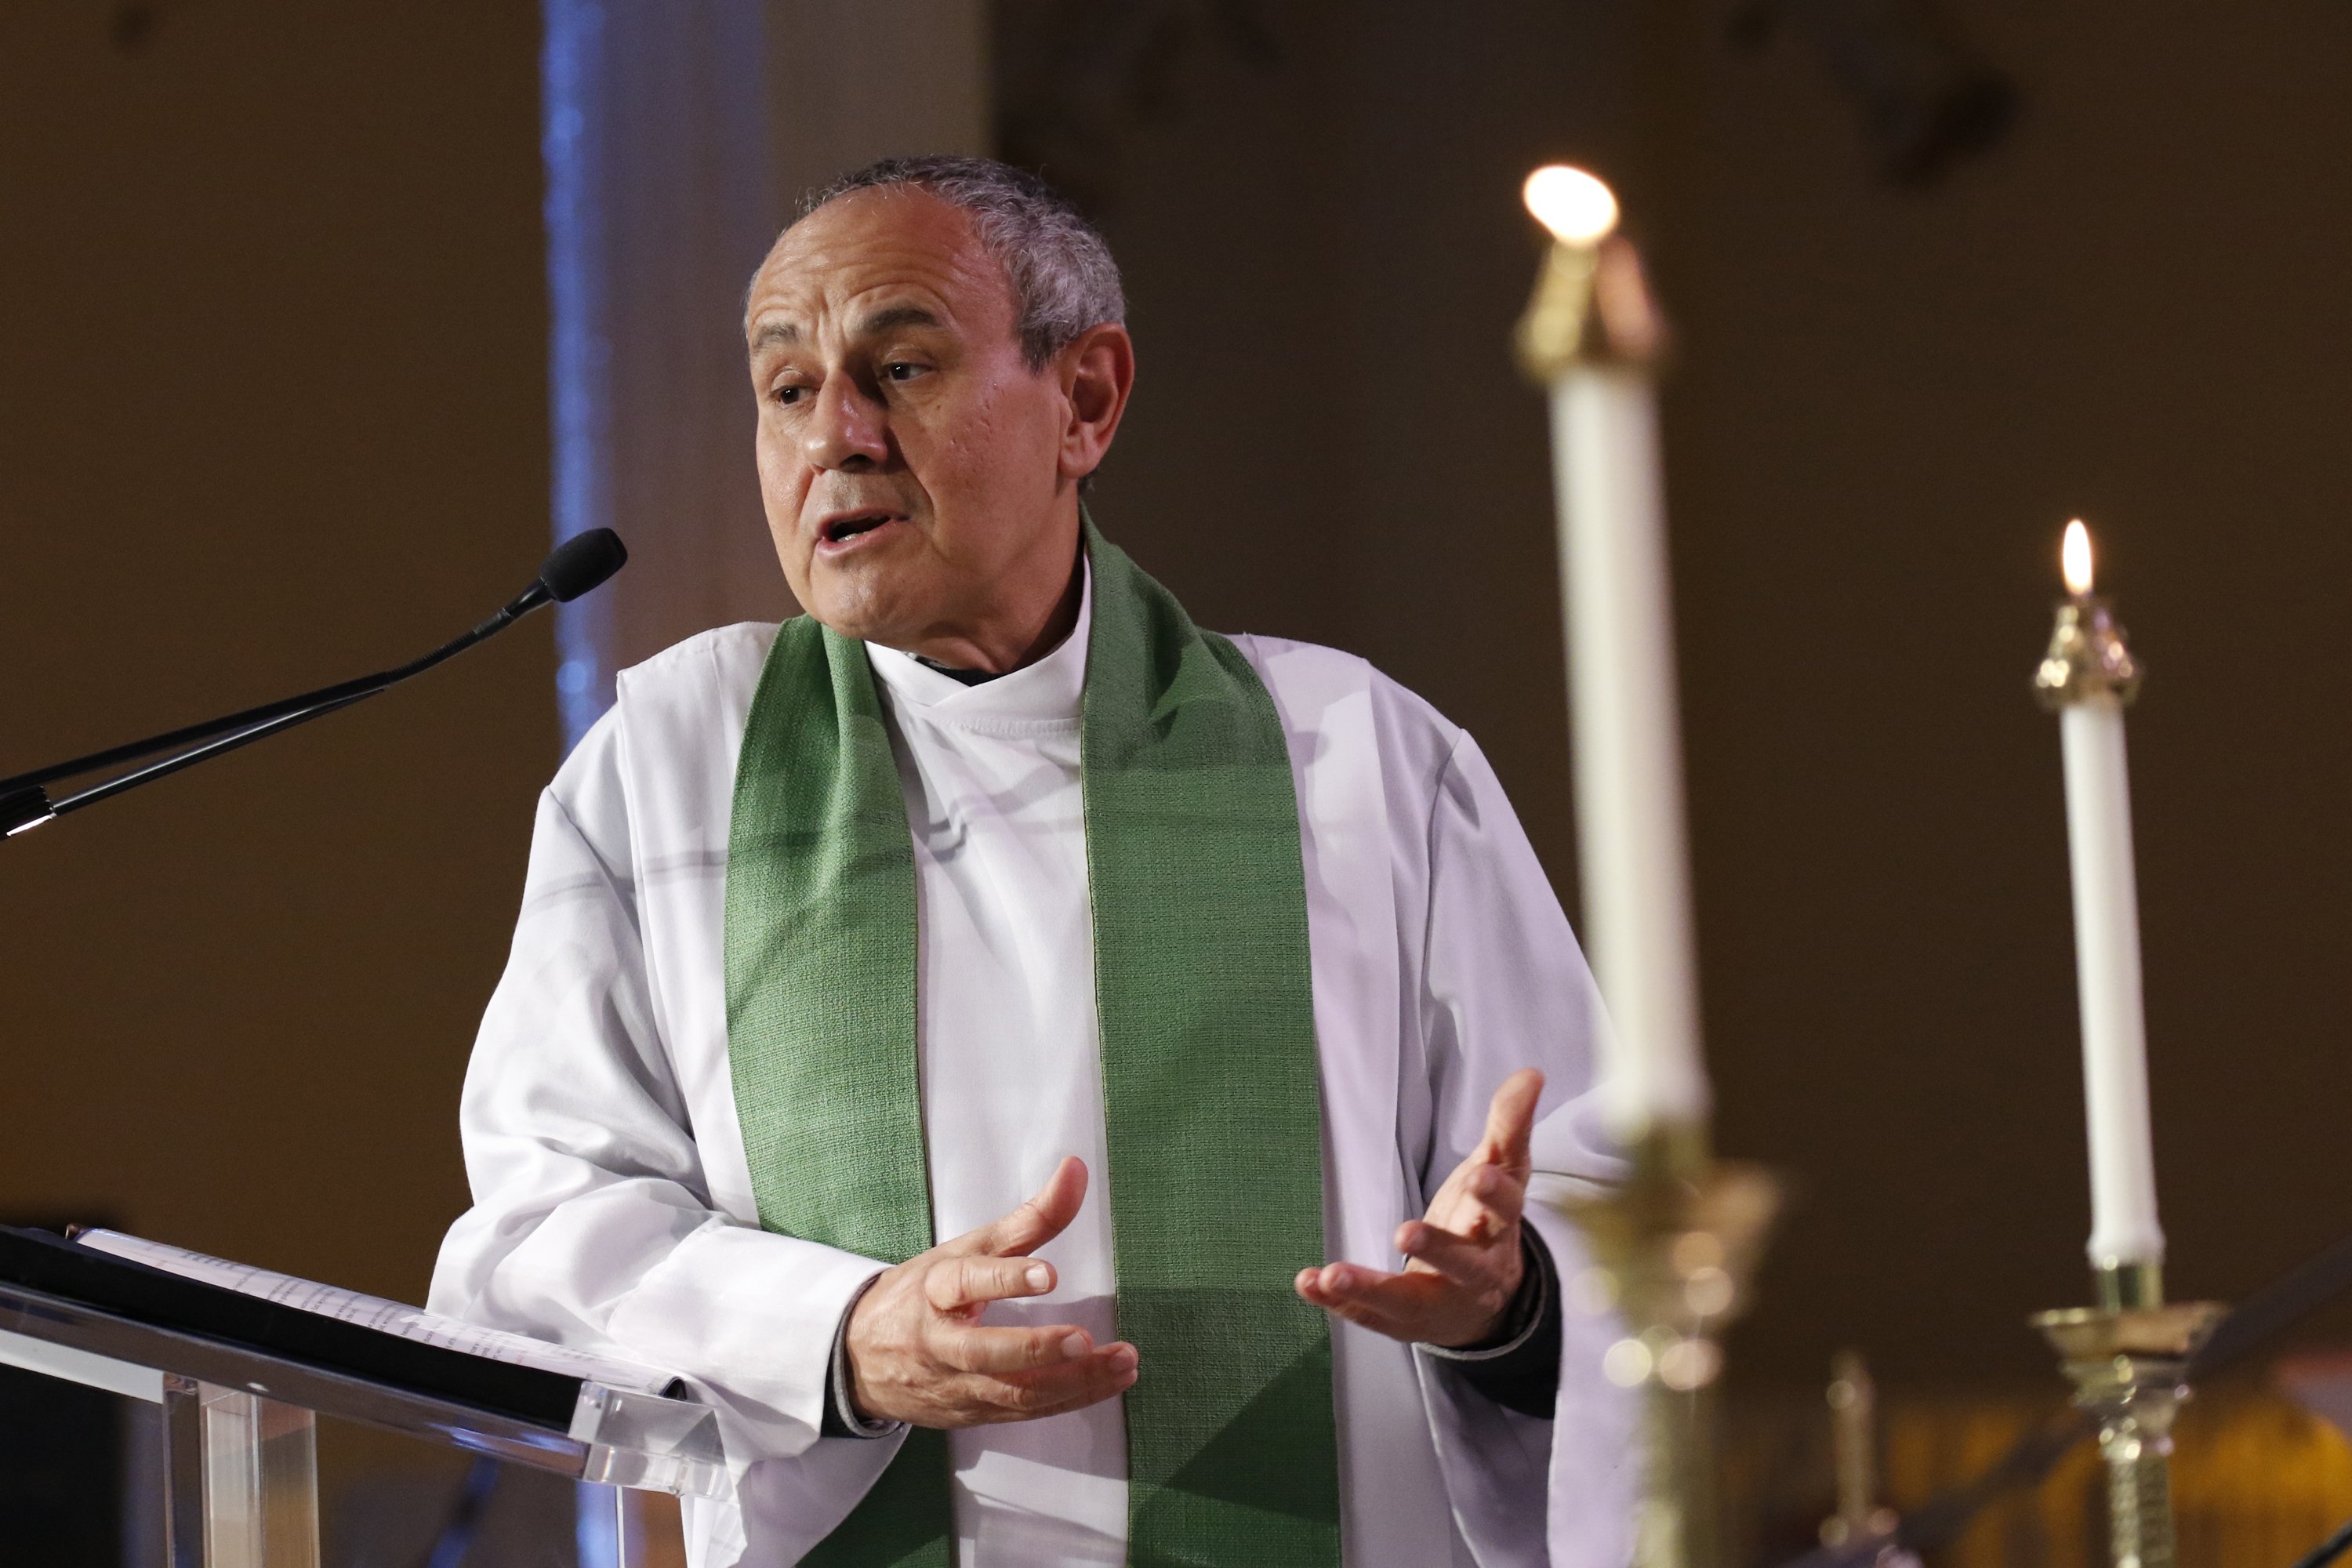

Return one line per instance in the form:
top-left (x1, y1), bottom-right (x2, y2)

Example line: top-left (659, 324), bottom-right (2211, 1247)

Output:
top-left (749, 307), bottom-right (942, 352)
top-left (858, 305), bottom-right (942, 335)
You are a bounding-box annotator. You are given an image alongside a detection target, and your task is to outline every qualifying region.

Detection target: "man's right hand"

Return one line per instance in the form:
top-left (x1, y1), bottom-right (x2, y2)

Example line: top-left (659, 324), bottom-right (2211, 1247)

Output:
top-left (844, 1156), bottom-right (1139, 1428)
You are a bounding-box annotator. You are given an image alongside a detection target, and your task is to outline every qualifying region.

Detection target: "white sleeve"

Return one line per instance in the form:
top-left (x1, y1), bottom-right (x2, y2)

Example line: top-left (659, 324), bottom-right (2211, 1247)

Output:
top-left (426, 713), bottom-right (885, 1465)
top-left (1411, 731), bottom-right (1638, 1568)
top-left (1416, 732), bottom-right (1622, 1194)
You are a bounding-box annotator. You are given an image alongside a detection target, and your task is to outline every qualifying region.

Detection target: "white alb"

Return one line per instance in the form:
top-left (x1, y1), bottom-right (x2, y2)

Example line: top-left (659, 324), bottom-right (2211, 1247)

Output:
top-left (430, 564), bottom-right (1634, 1566)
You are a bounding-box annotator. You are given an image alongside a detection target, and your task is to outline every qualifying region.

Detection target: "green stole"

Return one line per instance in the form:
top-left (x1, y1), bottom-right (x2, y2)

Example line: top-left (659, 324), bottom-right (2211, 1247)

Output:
top-left (724, 525), bottom-right (1341, 1566)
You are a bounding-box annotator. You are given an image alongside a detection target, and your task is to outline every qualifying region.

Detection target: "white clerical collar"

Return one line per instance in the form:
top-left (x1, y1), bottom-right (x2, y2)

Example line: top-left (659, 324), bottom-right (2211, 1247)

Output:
top-left (863, 554), bottom-right (1091, 725)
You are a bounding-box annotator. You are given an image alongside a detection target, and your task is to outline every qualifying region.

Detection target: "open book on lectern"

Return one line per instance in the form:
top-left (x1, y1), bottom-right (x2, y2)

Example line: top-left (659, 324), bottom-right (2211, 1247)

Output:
top-left (74, 1229), bottom-right (682, 1396)
top-left (0, 1224), bottom-right (684, 1426)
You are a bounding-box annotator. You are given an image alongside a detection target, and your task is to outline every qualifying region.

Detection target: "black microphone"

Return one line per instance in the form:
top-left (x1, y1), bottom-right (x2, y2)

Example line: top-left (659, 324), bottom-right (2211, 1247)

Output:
top-left (0, 528), bottom-right (627, 840)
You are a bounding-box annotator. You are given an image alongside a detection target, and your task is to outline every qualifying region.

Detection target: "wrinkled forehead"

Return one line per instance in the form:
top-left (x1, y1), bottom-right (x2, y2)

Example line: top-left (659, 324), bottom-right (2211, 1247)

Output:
top-left (744, 186), bottom-right (1017, 348)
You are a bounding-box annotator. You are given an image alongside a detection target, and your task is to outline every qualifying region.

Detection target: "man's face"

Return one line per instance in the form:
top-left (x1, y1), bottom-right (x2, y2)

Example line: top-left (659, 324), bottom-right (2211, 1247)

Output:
top-left (745, 188), bottom-right (1085, 659)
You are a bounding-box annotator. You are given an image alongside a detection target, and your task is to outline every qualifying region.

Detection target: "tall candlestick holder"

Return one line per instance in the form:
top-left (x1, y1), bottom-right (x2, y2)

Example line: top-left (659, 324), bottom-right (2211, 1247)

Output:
top-left (1552, 1126), bottom-right (1781, 1568)
top-left (2032, 1264), bottom-right (2226, 1568)
top-left (2030, 525), bottom-right (2224, 1566)
top-left (1515, 165), bottom-right (1779, 1568)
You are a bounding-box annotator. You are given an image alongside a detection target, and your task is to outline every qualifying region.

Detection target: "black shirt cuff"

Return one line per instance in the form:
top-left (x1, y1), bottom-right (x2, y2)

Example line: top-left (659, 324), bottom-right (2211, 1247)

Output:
top-left (1417, 1228), bottom-right (1562, 1417)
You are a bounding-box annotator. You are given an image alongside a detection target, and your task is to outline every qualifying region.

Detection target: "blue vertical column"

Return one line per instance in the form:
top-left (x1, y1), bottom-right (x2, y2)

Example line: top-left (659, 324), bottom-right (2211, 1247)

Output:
top-left (540, 0), bottom-right (777, 752)
top-left (542, 0), bottom-right (618, 750)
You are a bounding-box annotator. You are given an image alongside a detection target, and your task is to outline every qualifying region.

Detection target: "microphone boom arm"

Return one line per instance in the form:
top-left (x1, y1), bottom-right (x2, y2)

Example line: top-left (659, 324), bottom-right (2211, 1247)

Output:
top-left (0, 528), bottom-right (624, 840)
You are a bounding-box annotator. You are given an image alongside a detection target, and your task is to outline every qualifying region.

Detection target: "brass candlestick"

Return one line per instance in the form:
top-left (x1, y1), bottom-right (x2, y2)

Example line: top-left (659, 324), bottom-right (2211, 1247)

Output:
top-left (1820, 1350), bottom-right (1904, 1559)
top-left (2034, 590), bottom-right (2140, 711)
top-left (2033, 1264), bottom-right (2225, 1568)
top-left (1512, 183), bottom-right (1668, 383)
top-left (2030, 525), bottom-right (2222, 1566)
top-left (1517, 164), bottom-right (1775, 1568)
top-left (1552, 1126), bottom-right (1781, 1568)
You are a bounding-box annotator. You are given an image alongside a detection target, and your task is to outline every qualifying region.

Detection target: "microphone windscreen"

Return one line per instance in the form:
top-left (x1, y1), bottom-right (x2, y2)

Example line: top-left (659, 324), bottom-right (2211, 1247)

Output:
top-left (539, 528), bottom-right (628, 603)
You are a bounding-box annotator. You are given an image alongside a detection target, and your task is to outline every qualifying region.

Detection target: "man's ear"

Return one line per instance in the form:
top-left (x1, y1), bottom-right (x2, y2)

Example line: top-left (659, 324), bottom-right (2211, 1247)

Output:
top-left (1057, 322), bottom-right (1134, 485)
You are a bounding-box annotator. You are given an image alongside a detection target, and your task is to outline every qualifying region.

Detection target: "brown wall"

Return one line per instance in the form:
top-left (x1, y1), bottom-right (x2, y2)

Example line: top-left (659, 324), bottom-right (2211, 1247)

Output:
top-left (0, 5), bottom-right (547, 1305)
top-left (1091, 0), bottom-right (2352, 1389)
top-left (4, 0), bottom-right (2350, 1419)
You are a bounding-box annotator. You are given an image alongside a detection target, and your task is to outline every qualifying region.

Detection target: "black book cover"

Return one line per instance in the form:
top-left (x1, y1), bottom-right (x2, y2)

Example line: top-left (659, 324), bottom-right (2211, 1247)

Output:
top-left (0, 1225), bottom-right (580, 1429)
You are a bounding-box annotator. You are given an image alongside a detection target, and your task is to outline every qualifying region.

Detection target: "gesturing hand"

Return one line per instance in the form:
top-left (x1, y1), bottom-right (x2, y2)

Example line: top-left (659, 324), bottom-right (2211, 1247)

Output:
top-left (1294, 1068), bottom-right (1543, 1348)
top-left (845, 1156), bottom-right (1139, 1428)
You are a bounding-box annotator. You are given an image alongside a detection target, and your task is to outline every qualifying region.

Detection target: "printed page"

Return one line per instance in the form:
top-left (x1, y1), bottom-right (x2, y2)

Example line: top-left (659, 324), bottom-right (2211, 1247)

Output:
top-left (74, 1229), bottom-right (680, 1397)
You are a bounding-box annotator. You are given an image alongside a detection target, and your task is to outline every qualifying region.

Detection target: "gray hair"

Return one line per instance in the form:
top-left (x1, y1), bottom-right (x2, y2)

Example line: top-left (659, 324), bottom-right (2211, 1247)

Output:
top-left (797, 156), bottom-right (1126, 371)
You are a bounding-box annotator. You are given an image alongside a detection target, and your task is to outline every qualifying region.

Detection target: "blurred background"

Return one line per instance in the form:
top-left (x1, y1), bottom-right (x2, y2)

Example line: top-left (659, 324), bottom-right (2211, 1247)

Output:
top-left (4, 1), bottom-right (2351, 1563)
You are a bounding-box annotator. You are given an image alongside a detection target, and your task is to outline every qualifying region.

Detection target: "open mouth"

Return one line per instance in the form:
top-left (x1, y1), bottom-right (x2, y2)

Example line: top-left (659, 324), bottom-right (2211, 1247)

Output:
top-left (818, 510), bottom-right (898, 546)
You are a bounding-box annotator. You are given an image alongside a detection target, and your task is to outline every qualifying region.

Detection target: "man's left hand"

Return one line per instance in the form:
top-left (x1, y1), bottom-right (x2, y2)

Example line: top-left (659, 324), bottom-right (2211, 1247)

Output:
top-left (1294, 1067), bottom-right (1542, 1348)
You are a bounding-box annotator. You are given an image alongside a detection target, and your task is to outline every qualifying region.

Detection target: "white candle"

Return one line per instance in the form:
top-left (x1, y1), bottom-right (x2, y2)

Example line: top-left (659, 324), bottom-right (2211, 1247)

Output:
top-left (1521, 166), bottom-right (1709, 1138)
top-left (1552, 369), bottom-right (1708, 1136)
top-left (2049, 521), bottom-right (2164, 1269)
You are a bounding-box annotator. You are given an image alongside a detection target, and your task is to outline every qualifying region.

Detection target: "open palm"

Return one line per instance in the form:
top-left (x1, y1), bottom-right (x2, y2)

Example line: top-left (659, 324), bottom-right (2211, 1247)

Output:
top-left (1294, 1068), bottom-right (1542, 1348)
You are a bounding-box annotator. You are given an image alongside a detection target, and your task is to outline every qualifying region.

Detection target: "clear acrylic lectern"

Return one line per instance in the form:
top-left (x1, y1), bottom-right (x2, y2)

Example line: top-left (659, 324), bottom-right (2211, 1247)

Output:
top-left (0, 1226), bottom-right (727, 1566)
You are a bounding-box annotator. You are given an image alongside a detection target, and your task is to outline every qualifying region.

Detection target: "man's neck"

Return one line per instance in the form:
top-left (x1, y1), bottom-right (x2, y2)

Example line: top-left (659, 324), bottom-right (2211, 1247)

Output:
top-left (885, 535), bottom-right (1086, 675)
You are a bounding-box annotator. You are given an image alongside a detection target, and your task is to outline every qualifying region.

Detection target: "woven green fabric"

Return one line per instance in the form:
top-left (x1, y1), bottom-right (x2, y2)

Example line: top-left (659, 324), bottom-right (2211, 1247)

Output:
top-left (724, 614), bottom-right (949, 1567)
top-left (724, 525), bottom-right (1338, 1566)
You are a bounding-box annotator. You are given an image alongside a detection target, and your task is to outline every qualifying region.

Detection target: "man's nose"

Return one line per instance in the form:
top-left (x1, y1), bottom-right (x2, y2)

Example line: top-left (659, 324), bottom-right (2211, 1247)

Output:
top-left (803, 378), bottom-right (889, 472)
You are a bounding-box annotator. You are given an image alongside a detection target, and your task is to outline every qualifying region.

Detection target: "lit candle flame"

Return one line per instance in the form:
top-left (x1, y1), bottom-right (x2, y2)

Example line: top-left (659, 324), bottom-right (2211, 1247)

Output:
top-left (1523, 165), bottom-right (1620, 246)
top-left (2062, 520), bottom-right (2094, 597)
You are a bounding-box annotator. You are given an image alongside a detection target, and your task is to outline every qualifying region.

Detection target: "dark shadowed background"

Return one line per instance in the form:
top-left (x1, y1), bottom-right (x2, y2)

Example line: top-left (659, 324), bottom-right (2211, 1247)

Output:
top-left (3, 0), bottom-right (2348, 1475)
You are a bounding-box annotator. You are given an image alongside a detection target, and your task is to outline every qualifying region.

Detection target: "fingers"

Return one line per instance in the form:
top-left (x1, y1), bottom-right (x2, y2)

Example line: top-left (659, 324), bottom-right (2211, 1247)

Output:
top-left (1414, 1073), bottom-right (1538, 1249)
top-left (875, 1336), bottom-right (1140, 1428)
top-left (1423, 1152), bottom-right (1529, 1247)
top-left (948, 1156), bottom-right (1089, 1259)
top-left (1477, 1068), bottom-right (1544, 1174)
top-left (1396, 1218), bottom-right (1507, 1285)
top-left (852, 1202), bottom-right (1139, 1428)
top-left (934, 1318), bottom-right (1121, 1375)
top-left (1292, 1262), bottom-right (1446, 1341)
top-left (959, 1344), bottom-right (1140, 1425)
top-left (1457, 1160), bottom-right (1528, 1237)
top-left (924, 1254), bottom-right (1059, 1313)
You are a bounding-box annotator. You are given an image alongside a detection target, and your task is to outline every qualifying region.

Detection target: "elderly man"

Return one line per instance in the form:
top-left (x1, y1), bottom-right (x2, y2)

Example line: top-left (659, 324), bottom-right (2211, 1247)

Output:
top-left (431, 156), bottom-right (1629, 1567)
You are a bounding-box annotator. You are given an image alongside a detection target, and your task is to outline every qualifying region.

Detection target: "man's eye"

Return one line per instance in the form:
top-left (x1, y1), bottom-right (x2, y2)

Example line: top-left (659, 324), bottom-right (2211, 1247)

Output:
top-left (884, 361), bottom-right (924, 382)
top-left (771, 385), bottom-right (804, 405)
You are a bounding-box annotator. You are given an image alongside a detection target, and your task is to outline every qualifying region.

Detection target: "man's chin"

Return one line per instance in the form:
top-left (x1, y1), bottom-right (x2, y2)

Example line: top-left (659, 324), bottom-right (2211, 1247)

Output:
top-left (798, 561), bottom-right (931, 646)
